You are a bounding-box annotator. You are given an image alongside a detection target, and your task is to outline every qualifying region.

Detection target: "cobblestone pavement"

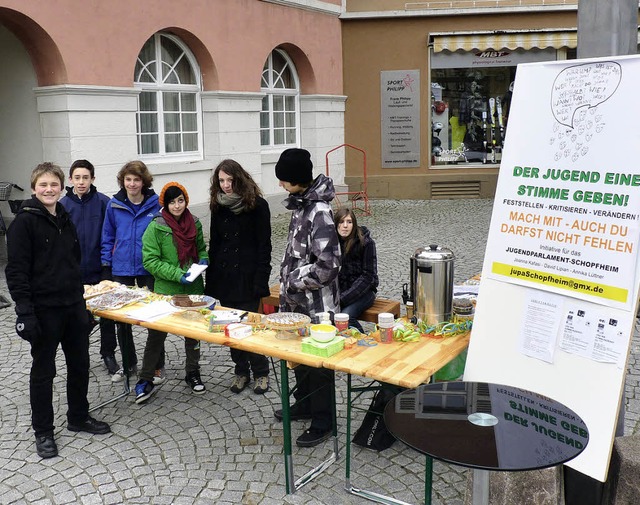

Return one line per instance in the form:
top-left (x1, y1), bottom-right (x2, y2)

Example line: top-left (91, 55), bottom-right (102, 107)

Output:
top-left (0, 198), bottom-right (638, 505)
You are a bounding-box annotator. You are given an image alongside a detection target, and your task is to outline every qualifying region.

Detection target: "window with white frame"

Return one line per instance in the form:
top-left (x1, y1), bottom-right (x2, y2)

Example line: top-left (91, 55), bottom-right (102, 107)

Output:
top-left (134, 33), bottom-right (202, 158)
top-left (260, 49), bottom-right (299, 147)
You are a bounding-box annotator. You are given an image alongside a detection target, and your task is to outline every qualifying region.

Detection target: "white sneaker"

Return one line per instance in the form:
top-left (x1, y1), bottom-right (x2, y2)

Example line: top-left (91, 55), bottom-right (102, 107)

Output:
top-left (152, 367), bottom-right (167, 385)
top-left (111, 368), bottom-right (124, 383)
top-left (111, 365), bottom-right (137, 383)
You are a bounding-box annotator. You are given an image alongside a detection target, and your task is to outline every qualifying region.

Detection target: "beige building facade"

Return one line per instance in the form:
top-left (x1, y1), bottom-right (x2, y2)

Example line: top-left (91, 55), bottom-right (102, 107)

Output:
top-left (342, 1), bottom-right (592, 200)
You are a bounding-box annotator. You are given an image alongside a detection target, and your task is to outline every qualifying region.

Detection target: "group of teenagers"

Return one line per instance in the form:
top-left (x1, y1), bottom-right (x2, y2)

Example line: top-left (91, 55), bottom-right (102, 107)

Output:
top-left (5, 147), bottom-right (379, 458)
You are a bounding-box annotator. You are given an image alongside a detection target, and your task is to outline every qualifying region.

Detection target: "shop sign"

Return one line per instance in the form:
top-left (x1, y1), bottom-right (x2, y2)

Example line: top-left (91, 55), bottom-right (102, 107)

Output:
top-left (431, 48), bottom-right (556, 69)
top-left (380, 70), bottom-right (421, 168)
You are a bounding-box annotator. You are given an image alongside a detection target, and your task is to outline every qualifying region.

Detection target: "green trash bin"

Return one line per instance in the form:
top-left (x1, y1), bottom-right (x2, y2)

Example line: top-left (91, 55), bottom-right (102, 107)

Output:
top-left (433, 348), bottom-right (467, 381)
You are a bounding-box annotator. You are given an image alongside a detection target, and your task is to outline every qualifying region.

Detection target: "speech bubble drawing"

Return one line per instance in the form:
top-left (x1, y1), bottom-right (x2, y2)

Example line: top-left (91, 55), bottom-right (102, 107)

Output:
top-left (551, 61), bottom-right (621, 129)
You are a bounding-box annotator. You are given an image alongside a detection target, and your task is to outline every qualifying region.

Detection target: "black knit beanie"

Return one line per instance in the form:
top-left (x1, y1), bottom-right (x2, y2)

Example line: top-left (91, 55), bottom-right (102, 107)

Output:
top-left (275, 148), bottom-right (313, 185)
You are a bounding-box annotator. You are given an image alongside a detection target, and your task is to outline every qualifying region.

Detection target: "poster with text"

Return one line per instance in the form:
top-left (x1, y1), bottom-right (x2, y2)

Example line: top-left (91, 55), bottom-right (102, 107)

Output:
top-left (485, 56), bottom-right (640, 310)
top-left (380, 70), bottom-right (420, 168)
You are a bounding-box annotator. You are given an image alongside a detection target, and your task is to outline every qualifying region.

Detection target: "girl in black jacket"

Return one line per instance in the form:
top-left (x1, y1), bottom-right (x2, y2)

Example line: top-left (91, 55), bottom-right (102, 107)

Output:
top-left (205, 159), bottom-right (272, 395)
top-left (334, 207), bottom-right (379, 332)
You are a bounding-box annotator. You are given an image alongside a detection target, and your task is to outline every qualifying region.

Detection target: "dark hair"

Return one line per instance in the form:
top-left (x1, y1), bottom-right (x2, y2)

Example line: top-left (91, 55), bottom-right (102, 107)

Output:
top-left (162, 186), bottom-right (184, 210)
top-left (334, 207), bottom-right (364, 256)
top-left (69, 159), bottom-right (95, 178)
top-left (209, 159), bottom-right (263, 212)
top-left (117, 160), bottom-right (153, 190)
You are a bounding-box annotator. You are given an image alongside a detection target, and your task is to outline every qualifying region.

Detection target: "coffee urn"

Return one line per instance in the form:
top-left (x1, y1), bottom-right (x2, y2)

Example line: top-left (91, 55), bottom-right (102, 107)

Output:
top-left (410, 245), bottom-right (455, 324)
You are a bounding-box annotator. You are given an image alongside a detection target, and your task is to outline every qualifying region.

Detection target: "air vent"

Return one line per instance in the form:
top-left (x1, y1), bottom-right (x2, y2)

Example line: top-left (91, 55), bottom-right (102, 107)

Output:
top-left (431, 181), bottom-right (481, 199)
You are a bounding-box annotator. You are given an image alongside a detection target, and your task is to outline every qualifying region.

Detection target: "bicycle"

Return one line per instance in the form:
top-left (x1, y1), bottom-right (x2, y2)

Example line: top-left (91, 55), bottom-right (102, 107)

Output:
top-left (0, 182), bottom-right (24, 235)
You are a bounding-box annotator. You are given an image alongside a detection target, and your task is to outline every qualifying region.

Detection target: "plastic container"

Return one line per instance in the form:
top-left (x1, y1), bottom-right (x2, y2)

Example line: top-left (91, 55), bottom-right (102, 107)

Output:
top-left (317, 312), bottom-right (331, 325)
top-left (335, 313), bottom-right (349, 331)
top-left (378, 312), bottom-right (395, 344)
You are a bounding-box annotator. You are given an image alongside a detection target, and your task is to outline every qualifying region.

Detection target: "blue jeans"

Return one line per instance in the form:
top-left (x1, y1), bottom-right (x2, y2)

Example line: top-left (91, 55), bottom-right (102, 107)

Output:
top-left (341, 291), bottom-right (376, 332)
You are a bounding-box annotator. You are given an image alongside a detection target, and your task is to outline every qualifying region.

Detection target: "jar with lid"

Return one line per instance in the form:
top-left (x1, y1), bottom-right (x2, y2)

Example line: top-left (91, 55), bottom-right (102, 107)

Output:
top-left (452, 298), bottom-right (474, 323)
top-left (378, 312), bottom-right (395, 344)
top-left (334, 313), bottom-right (349, 331)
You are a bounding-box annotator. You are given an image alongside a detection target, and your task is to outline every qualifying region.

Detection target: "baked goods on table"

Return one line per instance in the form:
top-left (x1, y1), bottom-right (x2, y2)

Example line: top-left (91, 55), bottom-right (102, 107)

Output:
top-left (264, 312), bottom-right (311, 330)
top-left (169, 294), bottom-right (216, 311)
top-left (86, 288), bottom-right (148, 310)
top-left (83, 280), bottom-right (122, 299)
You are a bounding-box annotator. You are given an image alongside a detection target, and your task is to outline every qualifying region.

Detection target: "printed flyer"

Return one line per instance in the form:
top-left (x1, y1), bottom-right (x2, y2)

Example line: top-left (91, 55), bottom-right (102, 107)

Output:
top-left (485, 58), bottom-right (640, 310)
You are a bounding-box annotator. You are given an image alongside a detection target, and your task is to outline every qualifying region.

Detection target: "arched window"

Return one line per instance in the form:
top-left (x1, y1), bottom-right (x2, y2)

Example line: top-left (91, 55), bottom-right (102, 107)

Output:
top-left (260, 49), bottom-right (300, 147)
top-left (134, 33), bottom-right (202, 158)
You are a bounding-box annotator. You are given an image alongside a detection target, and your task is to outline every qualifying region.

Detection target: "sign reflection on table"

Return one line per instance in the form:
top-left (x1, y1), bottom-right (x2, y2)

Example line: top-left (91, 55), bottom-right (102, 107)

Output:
top-left (391, 382), bottom-right (589, 470)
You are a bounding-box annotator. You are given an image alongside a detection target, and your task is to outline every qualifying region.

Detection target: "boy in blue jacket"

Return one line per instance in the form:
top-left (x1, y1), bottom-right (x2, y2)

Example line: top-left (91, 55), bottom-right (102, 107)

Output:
top-left (60, 160), bottom-right (120, 381)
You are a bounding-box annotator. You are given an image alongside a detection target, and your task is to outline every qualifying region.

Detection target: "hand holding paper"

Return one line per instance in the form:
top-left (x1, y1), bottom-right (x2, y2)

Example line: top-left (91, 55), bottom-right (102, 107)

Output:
top-left (185, 263), bottom-right (208, 282)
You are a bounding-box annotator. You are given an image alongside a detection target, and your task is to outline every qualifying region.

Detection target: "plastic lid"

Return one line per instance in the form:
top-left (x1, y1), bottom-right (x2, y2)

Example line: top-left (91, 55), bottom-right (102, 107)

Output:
top-left (378, 312), bottom-right (395, 325)
top-left (335, 313), bottom-right (349, 321)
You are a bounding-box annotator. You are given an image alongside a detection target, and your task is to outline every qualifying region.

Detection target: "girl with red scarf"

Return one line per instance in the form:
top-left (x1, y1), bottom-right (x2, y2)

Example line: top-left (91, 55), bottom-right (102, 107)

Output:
top-left (136, 182), bottom-right (209, 403)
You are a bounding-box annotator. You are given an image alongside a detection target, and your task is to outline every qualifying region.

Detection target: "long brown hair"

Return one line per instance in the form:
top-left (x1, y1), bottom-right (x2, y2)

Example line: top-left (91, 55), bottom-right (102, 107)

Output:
top-left (334, 207), bottom-right (364, 256)
top-left (209, 159), bottom-right (263, 212)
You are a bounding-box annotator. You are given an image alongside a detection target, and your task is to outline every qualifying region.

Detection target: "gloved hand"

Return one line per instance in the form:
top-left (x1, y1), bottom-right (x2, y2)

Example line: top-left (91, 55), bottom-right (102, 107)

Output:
top-left (180, 274), bottom-right (192, 285)
top-left (198, 258), bottom-right (209, 265)
top-left (16, 313), bottom-right (40, 342)
top-left (101, 265), bottom-right (113, 281)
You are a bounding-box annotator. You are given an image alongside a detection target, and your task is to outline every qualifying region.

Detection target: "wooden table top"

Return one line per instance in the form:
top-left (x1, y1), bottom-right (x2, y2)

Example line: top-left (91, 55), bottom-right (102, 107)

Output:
top-left (323, 333), bottom-right (470, 389)
top-left (95, 302), bottom-right (469, 388)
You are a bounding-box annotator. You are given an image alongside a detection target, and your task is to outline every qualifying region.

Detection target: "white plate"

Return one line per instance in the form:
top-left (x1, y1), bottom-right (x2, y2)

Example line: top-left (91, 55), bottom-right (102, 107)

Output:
top-left (169, 295), bottom-right (217, 311)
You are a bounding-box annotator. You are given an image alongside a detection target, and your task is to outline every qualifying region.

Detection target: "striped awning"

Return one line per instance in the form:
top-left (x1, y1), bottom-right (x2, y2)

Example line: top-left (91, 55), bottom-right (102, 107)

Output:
top-left (431, 30), bottom-right (578, 52)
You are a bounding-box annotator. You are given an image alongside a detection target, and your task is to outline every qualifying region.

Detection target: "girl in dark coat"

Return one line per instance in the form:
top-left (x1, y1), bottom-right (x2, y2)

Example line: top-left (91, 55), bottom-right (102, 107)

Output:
top-left (334, 207), bottom-right (379, 332)
top-left (205, 159), bottom-right (272, 394)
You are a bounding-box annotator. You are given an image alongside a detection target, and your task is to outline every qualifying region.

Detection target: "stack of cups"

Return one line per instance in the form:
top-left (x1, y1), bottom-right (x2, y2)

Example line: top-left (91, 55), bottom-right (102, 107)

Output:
top-left (335, 313), bottom-right (350, 332)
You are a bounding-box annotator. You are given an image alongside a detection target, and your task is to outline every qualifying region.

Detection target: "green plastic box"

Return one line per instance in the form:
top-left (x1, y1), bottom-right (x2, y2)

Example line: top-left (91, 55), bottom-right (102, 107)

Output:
top-left (301, 336), bottom-right (345, 357)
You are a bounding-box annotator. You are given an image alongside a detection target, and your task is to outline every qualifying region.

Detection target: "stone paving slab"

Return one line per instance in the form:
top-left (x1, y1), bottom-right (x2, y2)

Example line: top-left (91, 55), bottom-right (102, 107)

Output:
top-left (0, 198), bottom-right (638, 504)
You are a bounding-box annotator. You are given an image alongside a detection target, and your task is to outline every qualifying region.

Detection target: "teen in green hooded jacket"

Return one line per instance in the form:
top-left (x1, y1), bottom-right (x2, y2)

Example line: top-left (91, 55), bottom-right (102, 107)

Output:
top-left (136, 182), bottom-right (208, 404)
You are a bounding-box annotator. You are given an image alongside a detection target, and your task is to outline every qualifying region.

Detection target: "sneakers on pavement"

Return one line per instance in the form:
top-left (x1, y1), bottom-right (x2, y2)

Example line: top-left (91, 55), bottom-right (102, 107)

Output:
top-left (296, 428), bottom-right (332, 448)
top-left (152, 367), bottom-right (167, 385)
top-left (253, 376), bottom-right (269, 394)
top-left (103, 355), bottom-right (120, 376)
top-left (274, 402), bottom-right (312, 422)
top-left (135, 380), bottom-right (156, 404)
top-left (230, 375), bottom-right (249, 394)
top-left (67, 416), bottom-right (111, 435)
top-left (35, 434), bottom-right (58, 458)
top-left (185, 371), bottom-right (206, 395)
top-left (111, 365), bottom-right (137, 383)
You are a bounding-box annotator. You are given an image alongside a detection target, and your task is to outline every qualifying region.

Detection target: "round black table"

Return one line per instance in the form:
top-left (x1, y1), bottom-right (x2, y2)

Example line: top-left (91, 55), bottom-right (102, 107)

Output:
top-left (384, 381), bottom-right (589, 505)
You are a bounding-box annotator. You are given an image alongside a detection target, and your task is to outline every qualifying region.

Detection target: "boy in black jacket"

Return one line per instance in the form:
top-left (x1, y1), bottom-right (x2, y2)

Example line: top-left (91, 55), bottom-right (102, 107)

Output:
top-left (5, 162), bottom-right (110, 459)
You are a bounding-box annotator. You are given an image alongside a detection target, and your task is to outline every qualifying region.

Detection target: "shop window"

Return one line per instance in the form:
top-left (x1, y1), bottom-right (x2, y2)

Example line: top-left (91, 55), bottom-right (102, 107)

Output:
top-left (134, 34), bottom-right (202, 159)
top-left (430, 47), bottom-right (562, 167)
top-left (260, 49), bottom-right (300, 148)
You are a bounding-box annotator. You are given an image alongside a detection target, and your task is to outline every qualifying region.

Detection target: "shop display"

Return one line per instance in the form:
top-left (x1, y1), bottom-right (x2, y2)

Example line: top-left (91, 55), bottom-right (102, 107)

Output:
top-left (430, 67), bottom-right (516, 166)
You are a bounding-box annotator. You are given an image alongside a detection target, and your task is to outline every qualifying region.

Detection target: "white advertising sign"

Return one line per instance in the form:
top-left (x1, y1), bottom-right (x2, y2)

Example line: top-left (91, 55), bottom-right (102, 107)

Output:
top-left (485, 59), bottom-right (640, 310)
top-left (380, 70), bottom-right (421, 168)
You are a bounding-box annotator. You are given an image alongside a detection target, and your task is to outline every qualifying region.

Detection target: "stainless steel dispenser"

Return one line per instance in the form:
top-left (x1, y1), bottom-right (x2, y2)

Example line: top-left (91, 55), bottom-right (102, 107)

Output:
top-left (410, 245), bottom-right (455, 324)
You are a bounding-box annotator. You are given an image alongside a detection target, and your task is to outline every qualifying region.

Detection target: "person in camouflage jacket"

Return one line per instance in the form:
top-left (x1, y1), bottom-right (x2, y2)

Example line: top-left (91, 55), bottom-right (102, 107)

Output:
top-left (274, 148), bottom-right (341, 448)
top-left (279, 177), bottom-right (341, 317)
